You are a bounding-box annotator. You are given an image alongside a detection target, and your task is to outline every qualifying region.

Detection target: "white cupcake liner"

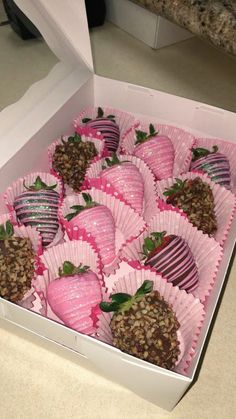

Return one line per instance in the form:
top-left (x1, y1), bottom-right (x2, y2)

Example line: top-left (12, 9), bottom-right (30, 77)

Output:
top-left (85, 154), bottom-right (157, 222)
top-left (59, 184), bottom-right (147, 275)
top-left (4, 172), bottom-right (64, 248)
top-left (74, 106), bottom-right (139, 153)
top-left (122, 211), bottom-right (223, 301)
top-left (156, 172), bottom-right (236, 245)
top-left (120, 123), bottom-right (195, 176)
top-left (97, 268), bottom-right (205, 375)
top-left (194, 137), bottom-right (236, 193)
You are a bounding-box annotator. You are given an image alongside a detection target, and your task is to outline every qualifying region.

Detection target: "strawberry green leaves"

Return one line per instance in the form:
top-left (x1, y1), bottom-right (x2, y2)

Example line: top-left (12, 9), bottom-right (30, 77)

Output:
top-left (142, 232), bottom-right (167, 258)
top-left (0, 221), bottom-right (14, 240)
top-left (163, 178), bottom-right (186, 197)
top-left (23, 176), bottom-right (57, 192)
top-left (58, 261), bottom-right (90, 277)
top-left (82, 107), bottom-right (116, 124)
top-left (100, 280), bottom-right (154, 313)
top-left (65, 193), bottom-right (99, 221)
top-left (192, 145), bottom-right (218, 162)
top-left (135, 123), bottom-right (158, 145)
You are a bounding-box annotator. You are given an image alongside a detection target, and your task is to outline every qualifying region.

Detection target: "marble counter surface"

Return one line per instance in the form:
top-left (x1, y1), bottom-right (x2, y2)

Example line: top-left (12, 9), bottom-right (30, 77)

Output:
top-left (132, 0), bottom-right (236, 55)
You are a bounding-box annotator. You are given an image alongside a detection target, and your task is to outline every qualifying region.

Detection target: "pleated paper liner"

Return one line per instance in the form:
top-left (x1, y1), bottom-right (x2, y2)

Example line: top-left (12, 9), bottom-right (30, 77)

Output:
top-left (47, 129), bottom-right (106, 195)
top-left (120, 122), bottom-right (195, 177)
top-left (97, 268), bottom-right (205, 375)
top-left (194, 137), bottom-right (236, 193)
top-left (73, 106), bottom-right (139, 153)
top-left (0, 213), bottom-right (43, 309)
top-left (34, 237), bottom-right (104, 334)
top-left (4, 172), bottom-right (64, 248)
top-left (156, 172), bottom-right (236, 245)
top-left (59, 184), bottom-right (147, 275)
top-left (85, 154), bottom-right (157, 222)
top-left (122, 211), bottom-right (223, 302)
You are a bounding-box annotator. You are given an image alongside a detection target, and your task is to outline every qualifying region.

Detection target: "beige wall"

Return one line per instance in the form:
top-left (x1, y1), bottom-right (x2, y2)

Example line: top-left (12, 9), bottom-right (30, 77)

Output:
top-left (0, 0), bottom-right (7, 22)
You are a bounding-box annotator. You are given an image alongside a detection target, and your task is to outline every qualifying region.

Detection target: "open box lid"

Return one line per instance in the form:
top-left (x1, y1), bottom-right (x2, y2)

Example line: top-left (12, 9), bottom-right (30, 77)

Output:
top-left (0, 0), bottom-right (94, 165)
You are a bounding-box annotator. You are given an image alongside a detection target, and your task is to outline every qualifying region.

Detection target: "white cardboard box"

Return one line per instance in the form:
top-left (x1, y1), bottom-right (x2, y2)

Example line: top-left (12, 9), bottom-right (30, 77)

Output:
top-left (0, 0), bottom-right (235, 411)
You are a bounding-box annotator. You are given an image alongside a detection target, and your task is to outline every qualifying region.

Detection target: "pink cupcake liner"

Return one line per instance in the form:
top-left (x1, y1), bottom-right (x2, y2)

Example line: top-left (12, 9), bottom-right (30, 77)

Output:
top-left (194, 137), bottom-right (236, 193)
top-left (156, 172), bottom-right (236, 245)
top-left (59, 184), bottom-right (147, 275)
top-left (85, 154), bottom-right (157, 221)
top-left (156, 199), bottom-right (187, 219)
top-left (97, 268), bottom-right (205, 375)
top-left (122, 211), bottom-right (223, 302)
top-left (74, 107), bottom-right (139, 153)
top-left (120, 123), bottom-right (195, 176)
top-left (4, 172), bottom-right (64, 248)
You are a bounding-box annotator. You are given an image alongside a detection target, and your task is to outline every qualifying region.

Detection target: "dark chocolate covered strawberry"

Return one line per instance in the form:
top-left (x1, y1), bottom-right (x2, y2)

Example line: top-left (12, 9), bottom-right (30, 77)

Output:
top-left (100, 153), bottom-right (144, 214)
top-left (14, 176), bottom-right (60, 247)
top-left (100, 280), bottom-right (180, 370)
top-left (163, 177), bottom-right (217, 235)
top-left (47, 261), bottom-right (102, 334)
top-left (65, 193), bottom-right (116, 266)
top-left (82, 107), bottom-right (120, 153)
top-left (191, 145), bottom-right (231, 190)
top-left (52, 132), bottom-right (98, 191)
top-left (134, 124), bottom-right (174, 180)
top-left (0, 221), bottom-right (35, 302)
top-left (142, 232), bottom-right (199, 292)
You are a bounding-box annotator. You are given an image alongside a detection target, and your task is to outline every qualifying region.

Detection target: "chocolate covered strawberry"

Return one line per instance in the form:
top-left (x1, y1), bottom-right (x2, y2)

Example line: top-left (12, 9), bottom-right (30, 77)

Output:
top-left (65, 193), bottom-right (116, 266)
top-left (100, 153), bottom-right (144, 214)
top-left (191, 146), bottom-right (231, 190)
top-left (163, 177), bottom-right (217, 235)
top-left (134, 124), bottom-right (174, 180)
top-left (52, 132), bottom-right (98, 192)
top-left (100, 280), bottom-right (180, 370)
top-left (47, 261), bottom-right (102, 334)
top-left (82, 107), bottom-right (120, 153)
top-left (0, 221), bottom-right (35, 302)
top-left (142, 232), bottom-right (199, 292)
top-left (14, 176), bottom-right (60, 247)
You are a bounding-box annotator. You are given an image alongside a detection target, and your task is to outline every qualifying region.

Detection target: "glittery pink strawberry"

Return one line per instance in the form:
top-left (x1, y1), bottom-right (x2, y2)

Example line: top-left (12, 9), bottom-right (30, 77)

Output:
top-left (134, 124), bottom-right (174, 180)
top-left (65, 193), bottom-right (116, 266)
top-left (47, 262), bottom-right (102, 334)
top-left (100, 154), bottom-right (144, 214)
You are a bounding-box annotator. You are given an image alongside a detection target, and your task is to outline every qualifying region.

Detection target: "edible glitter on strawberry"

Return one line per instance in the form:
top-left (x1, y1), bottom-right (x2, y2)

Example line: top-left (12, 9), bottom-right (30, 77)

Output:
top-left (82, 107), bottom-right (120, 153)
top-left (142, 232), bottom-right (199, 293)
top-left (47, 261), bottom-right (102, 334)
top-left (163, 177), bottom-right (217, 235)
top-left (13, 176), bottom-right (60, 247)
top-left (65, 193), bottom-right (116, 266)
top-left (134, 124), bottom-right (175, 180)
top-left (191, 145), bottom-right (231, 190)
top-left (100, 153), bottom-right (144, 214)
top-left (100, 280), bottom-right (180, 370)
top-left (0, 221), bottom-right (35, 302)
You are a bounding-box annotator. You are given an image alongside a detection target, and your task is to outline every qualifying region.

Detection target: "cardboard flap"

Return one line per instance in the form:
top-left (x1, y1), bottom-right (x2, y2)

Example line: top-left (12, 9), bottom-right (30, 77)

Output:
top-left (15, 0), bottom-right (93, 71)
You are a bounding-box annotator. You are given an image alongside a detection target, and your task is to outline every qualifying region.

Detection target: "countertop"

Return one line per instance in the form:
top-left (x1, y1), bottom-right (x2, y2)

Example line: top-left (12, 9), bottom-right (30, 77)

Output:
top-left (132, 0), bottom-right (236, 56)
top-left (0, 257), bottom-right (235, 419)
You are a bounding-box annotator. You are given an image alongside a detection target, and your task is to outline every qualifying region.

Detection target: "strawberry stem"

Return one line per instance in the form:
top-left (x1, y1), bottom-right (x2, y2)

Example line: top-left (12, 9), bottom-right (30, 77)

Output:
top-left (102, 153), bottom-right (121, 168)
top-left (192, 145), bottom-right (219, 162)
top-left (135, 123), bottom-right (158, 145)
top-left (58, 261), bottom-right (90, 277)
top-left (141, 232), bottom-right (167, 258)
top-left (65, 193), bottom-right (99, 221)
top-left (67, 132), bottom-right (82, 144)
top-left (23, 176), bottom-right (57, 191)
top-left (0, 221), bottom-right (14, 240)
top-left (100, 280), bottom-right (154, 313)
top-left (163, 178), bottom-right (186, 197)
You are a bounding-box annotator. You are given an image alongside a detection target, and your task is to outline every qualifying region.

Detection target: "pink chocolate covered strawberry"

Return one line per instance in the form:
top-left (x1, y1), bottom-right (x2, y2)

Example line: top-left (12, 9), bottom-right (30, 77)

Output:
top-left (65, 193), bottom-right (116, 266)
top-left (134, 124), bottom-right (174, 180)
top-left (14, 176), bottom-right (60, 247)
top-left (142, 232), bottom-right (199, 293)
top-left (47, 261), bottom-right (102, 334)
top-left (82, 107), bottom-right (120, 153)
top-left (100, 154), bottom-right (144, 214)
top-left (191, 146), bottom-right (231, 190)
